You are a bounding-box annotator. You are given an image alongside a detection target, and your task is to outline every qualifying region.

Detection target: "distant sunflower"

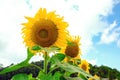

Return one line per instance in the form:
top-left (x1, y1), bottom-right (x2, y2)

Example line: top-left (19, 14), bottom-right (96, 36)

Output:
top-left (79, 60), bottom-right (90, 73)
top-left (88, 74), bottom-right (100, 80)
top-left (65, 36), bottom-right (81, 58)
top-left (22, 8), bottom-right (68, 49)
top-left (64, 36), bottom-right (81, 63)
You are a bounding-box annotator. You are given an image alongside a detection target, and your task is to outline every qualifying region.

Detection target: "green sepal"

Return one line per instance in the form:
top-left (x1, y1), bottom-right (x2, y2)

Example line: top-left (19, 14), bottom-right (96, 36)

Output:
top-left (50, 46), bottom-right (61, 50)
top-left (48, 46), bottom-right (61, 52)
top-left (32, 45), bottom-right (42, 51)
top-left (66, 40), bottom-right (75, 46)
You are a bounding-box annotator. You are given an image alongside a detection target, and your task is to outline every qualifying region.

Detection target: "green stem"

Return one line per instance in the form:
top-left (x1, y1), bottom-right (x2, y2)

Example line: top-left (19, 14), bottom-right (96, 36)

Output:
top-left (30, 64), bottom-right (43, 71)
top-left (48, 66), bottom-right (59, 74)
top-left (44, 51), bottom-right (48, 74)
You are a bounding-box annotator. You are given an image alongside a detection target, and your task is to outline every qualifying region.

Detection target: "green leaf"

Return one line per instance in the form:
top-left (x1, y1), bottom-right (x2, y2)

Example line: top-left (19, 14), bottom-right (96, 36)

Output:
top-left (53, 72), bottom-right (62, 80)
top-left (0, 61), bottom-right (29, 74)
top-left (11, 73), bottom-right (28, 80)
top-left (50, 53), bottom-right (65, 64)
top-left (38, 71), bottom-right (55, 80)
top-left (28, 74), bottom-right (37, 80)
top-left (26, 48), bottom-right (34, 61)
top-left (60, 63), bottom-right (92, 77)
top-left (55, 53), bottom-right (65, 61)
top-left (60, 76), bottom-right (67, 80)
top-left (0, 48), bottom-right (34, 74)
top-left (32, 45), bottom-right (42, 51)
top-left (52, 57), bottom-right (93, 78)
top-left (79, 74), bottom-right (88, 80)
top-left (64, 76), bottom-right (83, 80)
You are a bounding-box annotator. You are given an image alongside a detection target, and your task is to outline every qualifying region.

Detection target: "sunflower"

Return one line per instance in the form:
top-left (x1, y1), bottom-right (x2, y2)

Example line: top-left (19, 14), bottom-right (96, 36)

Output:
top-left (88, 74), bottom-right (100, 80)
top-left (64, 36), bottom-right (81, 63)
top-left (22, 8), bottom-right (68, 49)
top-left (79, 60), bottom-right (90, 73)
top-left (65, 36), bottom-right (81, 58)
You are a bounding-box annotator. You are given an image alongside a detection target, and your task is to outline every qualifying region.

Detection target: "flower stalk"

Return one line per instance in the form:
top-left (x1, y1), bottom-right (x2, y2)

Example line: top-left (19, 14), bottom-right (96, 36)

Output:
top-left (44, 51), bottom-right (48, 74)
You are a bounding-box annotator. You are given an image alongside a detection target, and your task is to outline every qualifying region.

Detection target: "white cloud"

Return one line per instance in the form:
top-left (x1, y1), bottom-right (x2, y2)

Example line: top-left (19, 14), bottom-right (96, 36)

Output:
top-left (117, 38), bottom-right (120, 47)
top-left (0, 0), bottom-right (30, 66)
top-left (88, 59), bottom-right (97, 66)
top-left (0, 0), bottom-right (119, 66)
top-left (99, 21), bottom-right (120, 46)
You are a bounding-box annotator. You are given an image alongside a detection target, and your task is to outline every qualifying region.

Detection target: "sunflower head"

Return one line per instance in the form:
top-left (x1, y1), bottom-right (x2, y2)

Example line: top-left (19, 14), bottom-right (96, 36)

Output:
top-left (22, 8), bottom-right (68, 51)
top-left (88, 74), bottom-right (100, 80)
top-left (79, 60), bottom-right (90, 73)
top-left (65, 36), bottom-right (81, 58)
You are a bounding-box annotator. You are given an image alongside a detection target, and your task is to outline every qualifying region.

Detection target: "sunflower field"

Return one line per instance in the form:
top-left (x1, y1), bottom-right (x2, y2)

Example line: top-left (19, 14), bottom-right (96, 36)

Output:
top-left (0, 8), bottom-right (120, 80)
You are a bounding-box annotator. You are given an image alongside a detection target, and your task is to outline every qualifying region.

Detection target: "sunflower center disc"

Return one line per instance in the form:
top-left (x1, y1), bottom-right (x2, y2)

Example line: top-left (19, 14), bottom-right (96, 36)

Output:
top-left (32, 19), bottom-right (58, 47)
top-left (81, 64), bottom-right (87, 71)
top-left (65, 44), bottom-right (79, 58)
top-left (39, 29), bottom-right (48, 38)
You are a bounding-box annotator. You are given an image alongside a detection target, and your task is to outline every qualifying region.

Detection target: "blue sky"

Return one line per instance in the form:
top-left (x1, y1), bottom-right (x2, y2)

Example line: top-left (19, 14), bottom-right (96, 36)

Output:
top-left (0, 0), bottom-right (120, 71)
top-left (82, 2), bottom-right (120, 69)
top-left (82, 2), bottom-right (120, 70)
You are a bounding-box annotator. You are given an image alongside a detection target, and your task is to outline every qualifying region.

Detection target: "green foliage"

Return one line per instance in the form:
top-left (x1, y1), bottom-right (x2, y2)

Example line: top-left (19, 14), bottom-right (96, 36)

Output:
top-left (38, 71), bottom-right (54, 80)
top-left (54, 53), bottom-right (65, 61)
top-left (1, 61), bottom-right (120, 80)
top-left (0, 62), bottom-right (29, 75)
top-left (50, 56), bottom-right (93, 79)
top-left (0, 48), bottom-right (33, 75)
top-left (53, 72), bottom-right (62, 80)
top-left (38, 71), bottom-right (63, 80)
top-left (11, 73), bottom-right (36, 80)
top-left (79, 74), bottom-right (87, 80)
top-left (52, 57), bottom-right (92, 77)
top-left (50, 53), bottom-right (65, 64)
top-left (0, 61), bottom-right (44, 80)
top-left (12, 74), bottom-right (29, 80)
top-left (89, 64), bottom-right (120, 80)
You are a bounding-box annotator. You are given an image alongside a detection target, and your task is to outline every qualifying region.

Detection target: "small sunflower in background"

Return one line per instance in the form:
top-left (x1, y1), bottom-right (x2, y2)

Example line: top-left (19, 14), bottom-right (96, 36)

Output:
top-left (88, 74), bottom-right (100, 80)
top-left (64, 36), bottom-right (81, 64)
top-left (79, 60), bottom-right (90, 73)
top-left (22, 8), bottom-right (68, 50)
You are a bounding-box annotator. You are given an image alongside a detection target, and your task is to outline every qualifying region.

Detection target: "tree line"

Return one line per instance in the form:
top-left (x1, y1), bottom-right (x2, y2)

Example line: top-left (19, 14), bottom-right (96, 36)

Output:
top-left (0, 61), bottom-right (120, 80)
